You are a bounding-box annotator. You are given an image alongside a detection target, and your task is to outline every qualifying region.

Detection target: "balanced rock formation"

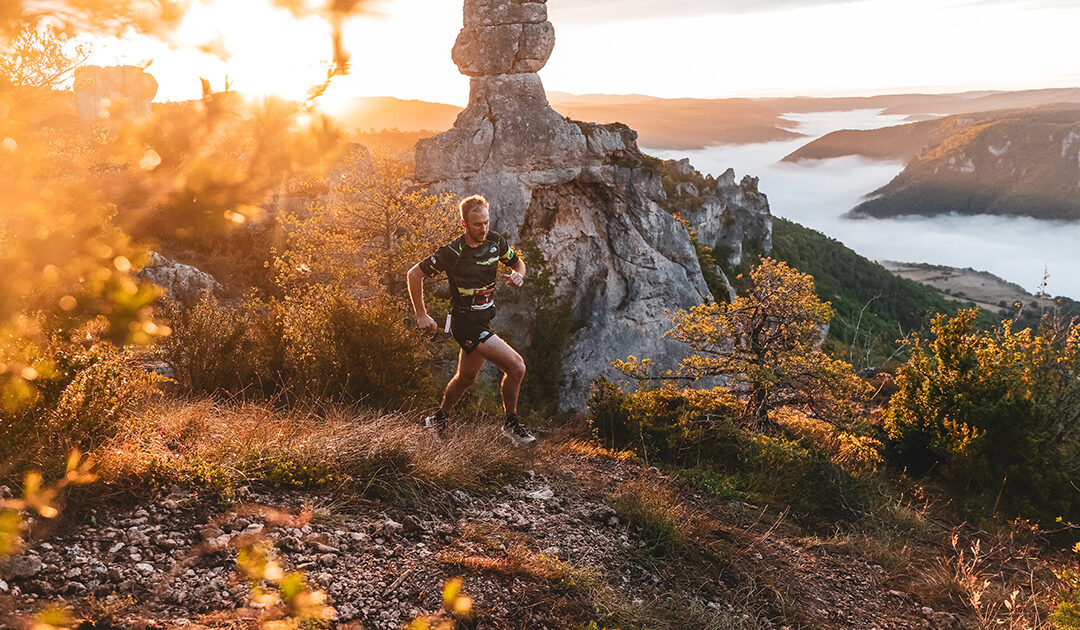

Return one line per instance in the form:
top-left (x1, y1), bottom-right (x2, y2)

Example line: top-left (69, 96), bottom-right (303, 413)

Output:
top-left (73, 65), bottom-right (157, 124)
top-left (415, 1), bottom-right (772, 408)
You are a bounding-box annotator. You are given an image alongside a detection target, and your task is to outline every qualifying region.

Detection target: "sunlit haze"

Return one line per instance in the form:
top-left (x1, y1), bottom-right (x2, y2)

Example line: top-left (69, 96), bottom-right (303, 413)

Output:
top-left (82, 0), bottom-right (1080, 106)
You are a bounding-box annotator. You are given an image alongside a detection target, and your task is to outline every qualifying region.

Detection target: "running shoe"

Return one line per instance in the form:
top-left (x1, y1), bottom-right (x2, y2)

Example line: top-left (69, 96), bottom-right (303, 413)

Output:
top-left (501, 413), bottom-right (536, 447)
top-left (424, 410), bottom-right (448, 439)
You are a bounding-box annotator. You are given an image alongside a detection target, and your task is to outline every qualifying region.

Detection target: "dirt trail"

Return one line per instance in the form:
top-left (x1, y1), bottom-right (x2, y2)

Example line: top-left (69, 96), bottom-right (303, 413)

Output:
top-left (2, 438), bottom-right (949, 629)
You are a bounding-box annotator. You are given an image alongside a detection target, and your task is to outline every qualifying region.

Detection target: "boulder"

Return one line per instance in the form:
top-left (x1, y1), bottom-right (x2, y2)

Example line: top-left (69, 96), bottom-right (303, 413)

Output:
top-left (5, 555), bottom-right (43, 579)
top-left (464, 0), bottom-right (548, 27)
top-left (453, 1), bottom-right (554, 76)
top-left (137, 252), bottom-right (223, 304)
top-left (73, 65), bottom-right (157, 123)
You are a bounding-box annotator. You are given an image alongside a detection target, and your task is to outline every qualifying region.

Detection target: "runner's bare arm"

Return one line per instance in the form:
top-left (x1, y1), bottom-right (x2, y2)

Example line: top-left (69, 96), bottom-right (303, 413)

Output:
top-left (504, 258), bottom-right (526, 288)
top-left (407, 263), bottom-right (438, 331)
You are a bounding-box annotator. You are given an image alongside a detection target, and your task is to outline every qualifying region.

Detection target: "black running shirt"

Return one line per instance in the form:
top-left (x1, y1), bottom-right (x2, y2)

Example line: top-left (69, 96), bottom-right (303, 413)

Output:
top-left (418, 233), bottom-right (519, 313)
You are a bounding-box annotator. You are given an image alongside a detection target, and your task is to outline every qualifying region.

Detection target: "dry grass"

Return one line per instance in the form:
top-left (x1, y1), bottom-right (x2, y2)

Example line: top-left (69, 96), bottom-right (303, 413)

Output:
top-left (96, 398), bottom-right (526, 499)
top-left (611, 478), bottom-right (728, 562)
top-left (902, 532), bottom-right (1063, 629)
top-left (442, 541), bottom-right (755, 630)
top-left (560, 439), bottom-right (640, 463)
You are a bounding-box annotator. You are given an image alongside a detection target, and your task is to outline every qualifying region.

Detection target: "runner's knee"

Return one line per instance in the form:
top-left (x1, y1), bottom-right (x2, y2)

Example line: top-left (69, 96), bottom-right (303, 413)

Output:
top-left (507, 358), bottom-right (525, 381)
top-left (454, 370), bottom-right (478, 387)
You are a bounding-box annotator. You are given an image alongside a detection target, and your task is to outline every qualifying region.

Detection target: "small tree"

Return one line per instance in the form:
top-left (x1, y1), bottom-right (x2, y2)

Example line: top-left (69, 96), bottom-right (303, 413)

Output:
top-left (280, 146), bottom-right (457, 295)
top-left (0, 24), bottom-right (89, 89)
top-left (619, 258), bottom-right (868, 427)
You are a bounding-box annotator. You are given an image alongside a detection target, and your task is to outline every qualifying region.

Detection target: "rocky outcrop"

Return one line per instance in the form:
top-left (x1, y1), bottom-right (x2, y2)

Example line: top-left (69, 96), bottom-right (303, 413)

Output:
top-left (659, 158), bottom-right (773, 287)
top-left (73, 65), bottom-right (157, 123)
top-left (414, 1), bottom-right (772, 408)
top-left (137, 252), bottom-right (222, 304)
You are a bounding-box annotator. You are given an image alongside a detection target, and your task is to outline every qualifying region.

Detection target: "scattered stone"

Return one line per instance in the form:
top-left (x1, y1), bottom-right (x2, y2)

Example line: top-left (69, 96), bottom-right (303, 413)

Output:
top-left (401, 515), bottom-right (424, 533)
top-left (318, 554), bottom-right (337, 568)
top-left (5, 555), bottom-right (43, 578)
top-left (526, 487), bottom-right (555, 501)
top-left (156, 537), bottom-right (179, 551)
top-left (380, 519), bottom-right (403, 537)
top-left (201, 526), bottom-right (225, 541)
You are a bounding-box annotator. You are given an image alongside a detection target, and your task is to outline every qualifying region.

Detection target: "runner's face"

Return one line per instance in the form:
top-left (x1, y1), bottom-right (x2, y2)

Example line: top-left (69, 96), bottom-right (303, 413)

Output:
top-left (463, 206), bottom-right (489, 244)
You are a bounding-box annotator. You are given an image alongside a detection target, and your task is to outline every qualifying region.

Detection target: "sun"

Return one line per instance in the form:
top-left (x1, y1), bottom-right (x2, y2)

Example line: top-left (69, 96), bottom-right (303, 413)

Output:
top-left (80, 0), bottom-right (467, 107)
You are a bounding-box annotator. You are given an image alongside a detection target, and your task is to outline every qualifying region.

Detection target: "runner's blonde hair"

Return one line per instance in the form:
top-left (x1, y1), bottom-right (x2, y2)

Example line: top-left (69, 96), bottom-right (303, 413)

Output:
top-left (459, 194), bottom-right (489, 221)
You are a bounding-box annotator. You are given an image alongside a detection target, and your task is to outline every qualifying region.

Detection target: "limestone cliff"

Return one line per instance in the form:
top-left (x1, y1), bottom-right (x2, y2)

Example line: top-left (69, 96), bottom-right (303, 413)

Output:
top-left (414, 0), bottom-right (772, 408)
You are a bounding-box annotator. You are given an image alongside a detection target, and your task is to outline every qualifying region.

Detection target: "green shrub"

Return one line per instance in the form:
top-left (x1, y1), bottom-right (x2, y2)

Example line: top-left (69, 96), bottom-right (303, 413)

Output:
top-left (588, 378), bottom-right (740, 464)
top-left (1053, 568), bottom-right (1080, 629)
top-left (885, 309), bottom-right (1080, 523)
top-left (0, 340), bottom-right (159, 479)
top-left (280, 286), bottom-right (435, 407)
top-left (164, 288), bottom-right (436, 408)
top-left (612, 488), bottom-right (688, 557)
top-left (588, 380), bottom-right (867, 523)
top-left (164, 293), bottom-right (281, 397)
top-left (741, 433), bottom-right (864, 522)
top-left (257, 456), bottom-right (338, 489)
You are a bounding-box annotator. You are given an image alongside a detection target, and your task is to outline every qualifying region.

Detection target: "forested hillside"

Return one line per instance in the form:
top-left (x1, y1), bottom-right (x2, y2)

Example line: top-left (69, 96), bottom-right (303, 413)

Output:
top-left (768, 218), bottom-right (961, 368)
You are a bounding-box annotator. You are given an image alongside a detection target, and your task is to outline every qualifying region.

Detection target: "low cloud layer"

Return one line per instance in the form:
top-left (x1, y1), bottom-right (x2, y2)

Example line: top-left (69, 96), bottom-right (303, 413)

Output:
top-left (647, 110), bottom-right (1080, 300)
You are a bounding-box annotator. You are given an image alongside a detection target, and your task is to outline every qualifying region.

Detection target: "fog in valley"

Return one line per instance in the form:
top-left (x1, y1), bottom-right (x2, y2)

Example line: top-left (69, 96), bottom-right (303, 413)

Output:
top-left (648, 110), bottom-right (1080, 300)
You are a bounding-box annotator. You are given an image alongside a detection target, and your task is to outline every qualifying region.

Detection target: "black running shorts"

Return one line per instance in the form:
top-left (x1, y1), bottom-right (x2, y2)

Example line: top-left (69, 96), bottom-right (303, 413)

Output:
top-left (450, 309), bottom-right (496, 355)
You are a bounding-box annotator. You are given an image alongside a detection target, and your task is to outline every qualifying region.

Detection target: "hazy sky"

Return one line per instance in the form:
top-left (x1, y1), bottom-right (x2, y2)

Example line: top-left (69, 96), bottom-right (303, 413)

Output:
top-left (83, 0), bottom-right (1080, 105)
top-left (548, 0), bottom-right (1080, 21)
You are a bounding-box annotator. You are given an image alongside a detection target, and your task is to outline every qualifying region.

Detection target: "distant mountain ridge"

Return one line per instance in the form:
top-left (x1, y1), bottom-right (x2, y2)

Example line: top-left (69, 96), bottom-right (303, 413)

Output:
top-left (845, 107), bottom-right (1080, 221)
top-left (781, 106), bottom-right (1080, 163)
top-left (328, 88), bottom-right (1080, 152)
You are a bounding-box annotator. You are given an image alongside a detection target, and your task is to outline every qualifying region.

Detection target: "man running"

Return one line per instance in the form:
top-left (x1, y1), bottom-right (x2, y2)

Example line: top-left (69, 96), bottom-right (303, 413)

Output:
top-left (406, 194), bottom-right (536, 446)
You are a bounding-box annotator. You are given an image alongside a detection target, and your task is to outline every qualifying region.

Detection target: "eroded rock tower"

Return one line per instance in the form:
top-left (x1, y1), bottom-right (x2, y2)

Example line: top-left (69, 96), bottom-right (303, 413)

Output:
top-left (414, 1), bottom-right (772, 408)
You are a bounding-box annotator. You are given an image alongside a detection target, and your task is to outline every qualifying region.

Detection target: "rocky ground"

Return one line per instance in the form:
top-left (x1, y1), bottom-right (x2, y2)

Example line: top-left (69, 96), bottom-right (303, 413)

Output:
top-left (1, 438), bottom-right (961, 629)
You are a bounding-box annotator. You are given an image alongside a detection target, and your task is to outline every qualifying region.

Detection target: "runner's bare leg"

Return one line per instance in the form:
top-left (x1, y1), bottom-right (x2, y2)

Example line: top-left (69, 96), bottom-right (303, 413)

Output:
top-left (440, 348), bottom-right (486, 415)
top-left (474, 334), bottom-right (526, 415)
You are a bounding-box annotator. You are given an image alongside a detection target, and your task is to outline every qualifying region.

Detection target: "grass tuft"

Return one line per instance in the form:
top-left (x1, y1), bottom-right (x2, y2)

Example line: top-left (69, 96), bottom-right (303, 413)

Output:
top-left (97, 398), bottom-right (526, 501)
